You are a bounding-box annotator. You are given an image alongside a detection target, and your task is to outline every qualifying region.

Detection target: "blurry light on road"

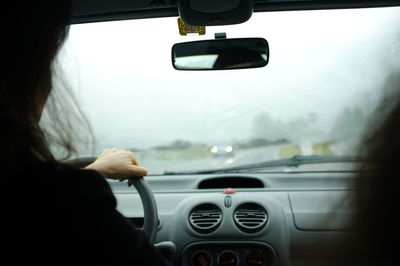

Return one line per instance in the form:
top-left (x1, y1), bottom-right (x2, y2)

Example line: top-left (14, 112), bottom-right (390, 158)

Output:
top-left (225, 146), bottom-right (233, 153)
top-left (210, 146), bottom-right (218, 153)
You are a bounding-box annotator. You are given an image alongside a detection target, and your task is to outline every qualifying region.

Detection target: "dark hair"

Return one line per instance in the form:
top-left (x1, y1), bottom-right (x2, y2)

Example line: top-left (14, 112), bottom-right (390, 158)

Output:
top-left (289, 75), bottom-right (400, 266)
top-left (1, 1), bottom-right (90, 167)
top-left (349, 75), bottom-right (400, 265)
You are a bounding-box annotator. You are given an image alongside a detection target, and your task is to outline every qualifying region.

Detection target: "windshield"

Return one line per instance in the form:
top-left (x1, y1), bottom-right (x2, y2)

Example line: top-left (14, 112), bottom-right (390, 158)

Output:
top-left (56, 7), bottom-right (400, 175)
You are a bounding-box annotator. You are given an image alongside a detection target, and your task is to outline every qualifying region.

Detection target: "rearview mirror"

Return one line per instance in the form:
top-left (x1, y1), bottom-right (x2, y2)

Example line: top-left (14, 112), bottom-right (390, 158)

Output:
top-left (172, 38), bottom-right (269, 70)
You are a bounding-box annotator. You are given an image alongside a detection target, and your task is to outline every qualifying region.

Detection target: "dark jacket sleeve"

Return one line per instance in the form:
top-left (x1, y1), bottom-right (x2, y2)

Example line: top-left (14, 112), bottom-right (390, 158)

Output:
top-left (58, 165), bottom-right (168, 266)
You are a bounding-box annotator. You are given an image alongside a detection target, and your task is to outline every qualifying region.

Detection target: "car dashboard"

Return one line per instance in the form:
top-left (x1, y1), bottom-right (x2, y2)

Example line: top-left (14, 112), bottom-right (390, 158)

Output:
top-left (110, 172), bottom-right (355, 266)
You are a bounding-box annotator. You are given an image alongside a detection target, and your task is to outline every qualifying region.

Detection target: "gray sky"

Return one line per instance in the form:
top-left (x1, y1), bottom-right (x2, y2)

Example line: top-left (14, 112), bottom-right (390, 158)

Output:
top-left (57, 7), bottom-right (400, 154)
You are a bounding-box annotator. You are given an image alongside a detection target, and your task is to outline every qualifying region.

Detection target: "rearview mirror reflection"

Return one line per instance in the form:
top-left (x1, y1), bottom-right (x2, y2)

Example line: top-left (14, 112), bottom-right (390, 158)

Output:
top-left (172, 38), bottom-right (269, 70)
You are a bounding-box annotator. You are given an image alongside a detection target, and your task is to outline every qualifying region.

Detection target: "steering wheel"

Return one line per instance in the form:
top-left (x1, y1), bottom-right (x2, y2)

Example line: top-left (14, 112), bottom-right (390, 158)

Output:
top-left (129, 177), bottom-right (158, 244)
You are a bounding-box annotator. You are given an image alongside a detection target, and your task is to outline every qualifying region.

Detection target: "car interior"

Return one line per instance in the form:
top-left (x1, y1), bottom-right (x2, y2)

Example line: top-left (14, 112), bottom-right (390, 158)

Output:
top-left (61, 1), bottom-right (400, 265)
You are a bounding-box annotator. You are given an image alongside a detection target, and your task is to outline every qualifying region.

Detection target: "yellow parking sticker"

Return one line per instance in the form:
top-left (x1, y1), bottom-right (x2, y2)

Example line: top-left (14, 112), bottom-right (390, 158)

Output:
top-left (177, 18), bottom-right (206, 36)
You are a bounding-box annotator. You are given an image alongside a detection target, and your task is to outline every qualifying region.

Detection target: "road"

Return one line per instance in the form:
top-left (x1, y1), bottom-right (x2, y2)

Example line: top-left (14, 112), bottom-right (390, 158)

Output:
top-left (164, 144), bottom-right (287, 173)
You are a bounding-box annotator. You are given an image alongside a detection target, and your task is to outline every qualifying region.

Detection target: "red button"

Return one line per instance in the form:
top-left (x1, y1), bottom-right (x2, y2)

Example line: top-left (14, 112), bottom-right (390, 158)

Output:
top-left (224, 188), bottom-right (236, 194)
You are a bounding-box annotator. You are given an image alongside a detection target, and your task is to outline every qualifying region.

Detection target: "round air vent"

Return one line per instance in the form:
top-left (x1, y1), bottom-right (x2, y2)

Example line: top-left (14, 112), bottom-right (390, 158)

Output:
top-left (234, 203), bottom-right (268, 233)
top-left (189, 203), bottom-right (222, 233)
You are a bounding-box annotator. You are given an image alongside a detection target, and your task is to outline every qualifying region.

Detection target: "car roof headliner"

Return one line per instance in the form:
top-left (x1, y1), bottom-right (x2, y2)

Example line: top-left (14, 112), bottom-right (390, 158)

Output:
top-left (71, 0), bottom-right (400, 24)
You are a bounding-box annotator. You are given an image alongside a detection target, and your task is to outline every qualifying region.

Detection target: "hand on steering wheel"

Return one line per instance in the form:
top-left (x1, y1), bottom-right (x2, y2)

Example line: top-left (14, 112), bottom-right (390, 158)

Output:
top-left (85, 148), bottom-right (147, 179)
top-left (85, 149), bottom-right (158, 244)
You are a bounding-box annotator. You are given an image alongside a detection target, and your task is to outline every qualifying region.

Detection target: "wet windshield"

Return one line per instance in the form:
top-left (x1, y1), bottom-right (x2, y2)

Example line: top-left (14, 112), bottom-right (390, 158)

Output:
top-left (56, 7), bottom-right (400, 174)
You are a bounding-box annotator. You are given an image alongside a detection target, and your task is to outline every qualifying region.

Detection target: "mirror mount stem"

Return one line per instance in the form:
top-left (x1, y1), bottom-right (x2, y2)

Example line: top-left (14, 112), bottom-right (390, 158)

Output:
top-left (215, 32), bottom-right (227, 39)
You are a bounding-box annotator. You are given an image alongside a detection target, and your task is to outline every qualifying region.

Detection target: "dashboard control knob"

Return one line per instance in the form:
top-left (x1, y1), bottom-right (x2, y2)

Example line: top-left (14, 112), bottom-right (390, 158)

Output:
top-left (224, 196), bottom-right (232, 207)
top-left (246, 251), bottom-right (265, 266)
top-left (219, 251), bottom-right (238, 266)
top-left (192, 251), bottom-right (212, 266)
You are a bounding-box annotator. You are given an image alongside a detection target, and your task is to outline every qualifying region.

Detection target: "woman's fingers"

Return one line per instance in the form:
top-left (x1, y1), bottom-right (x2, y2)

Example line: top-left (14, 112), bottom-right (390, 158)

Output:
top-left (129, 165), bottom-right (147, 177)
top-left (119, 178), bottom-right (135, 187)
top-left (131, 156), bottom-right (139, 166)
top-left (84, 148), bottom-right (148, 180)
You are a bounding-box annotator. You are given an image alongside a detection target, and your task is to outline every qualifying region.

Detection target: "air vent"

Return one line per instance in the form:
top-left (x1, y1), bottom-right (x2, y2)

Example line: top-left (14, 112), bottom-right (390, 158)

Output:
top-left (189, 204), bottom-right (222, 233)
top-left (234, 203), bottom-right (268, 233)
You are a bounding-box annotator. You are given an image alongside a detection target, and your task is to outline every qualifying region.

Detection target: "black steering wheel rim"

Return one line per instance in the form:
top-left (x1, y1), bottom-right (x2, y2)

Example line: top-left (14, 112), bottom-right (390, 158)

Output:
top-left (129, 177), bottom-right (158, 244)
